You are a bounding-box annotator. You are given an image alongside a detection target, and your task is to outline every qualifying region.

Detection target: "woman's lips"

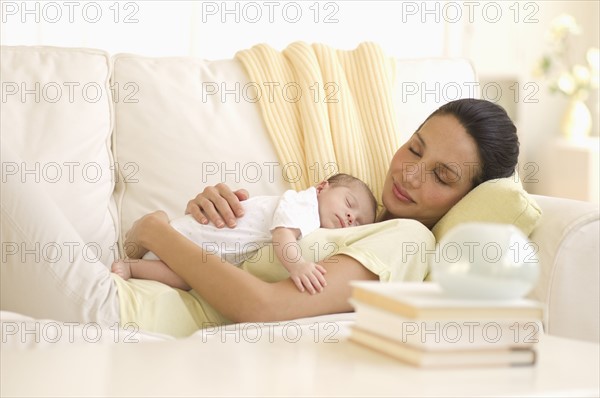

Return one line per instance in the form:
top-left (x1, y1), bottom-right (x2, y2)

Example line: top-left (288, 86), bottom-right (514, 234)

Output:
top-left (393, 182), bottom-right (414, 203)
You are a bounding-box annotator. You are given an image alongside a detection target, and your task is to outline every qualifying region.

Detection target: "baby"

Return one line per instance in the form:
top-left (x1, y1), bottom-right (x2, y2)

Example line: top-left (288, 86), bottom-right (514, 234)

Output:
top-left (112, 173), bottom-right (378, 293)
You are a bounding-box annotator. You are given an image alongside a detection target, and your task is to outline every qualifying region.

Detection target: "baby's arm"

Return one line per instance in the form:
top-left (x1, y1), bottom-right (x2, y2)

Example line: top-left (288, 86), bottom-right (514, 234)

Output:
top-left (271, 227), bottom-right (327, 294)
top-left (111, 259), bottom-right (191, 290)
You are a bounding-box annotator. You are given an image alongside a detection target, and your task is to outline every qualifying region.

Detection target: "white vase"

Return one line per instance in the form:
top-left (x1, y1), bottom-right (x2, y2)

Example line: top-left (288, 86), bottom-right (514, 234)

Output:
top-left (561, 98), bottom-right (592, 140)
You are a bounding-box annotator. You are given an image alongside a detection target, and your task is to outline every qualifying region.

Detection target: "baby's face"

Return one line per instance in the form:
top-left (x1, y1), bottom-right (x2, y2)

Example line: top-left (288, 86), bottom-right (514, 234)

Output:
top-left (316, 183), bottom-right (376, 229)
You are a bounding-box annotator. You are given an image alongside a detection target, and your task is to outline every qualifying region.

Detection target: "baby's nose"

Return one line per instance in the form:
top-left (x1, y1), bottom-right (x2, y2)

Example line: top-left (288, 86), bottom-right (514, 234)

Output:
top-left (347, 212), bottom-right (355, 225)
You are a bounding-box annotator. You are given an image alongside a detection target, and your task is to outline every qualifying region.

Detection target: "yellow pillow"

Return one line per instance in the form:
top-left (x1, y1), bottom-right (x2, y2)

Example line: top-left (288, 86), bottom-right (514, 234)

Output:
top-left (431, 176), bottom-right (542, 241)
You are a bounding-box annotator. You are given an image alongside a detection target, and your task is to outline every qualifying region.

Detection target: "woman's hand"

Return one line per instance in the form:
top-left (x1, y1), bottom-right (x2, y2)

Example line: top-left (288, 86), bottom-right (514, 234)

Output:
top-left (185, 183), bottom-right (249, 228)
top-left (124, 210), bottom-right (169, 259)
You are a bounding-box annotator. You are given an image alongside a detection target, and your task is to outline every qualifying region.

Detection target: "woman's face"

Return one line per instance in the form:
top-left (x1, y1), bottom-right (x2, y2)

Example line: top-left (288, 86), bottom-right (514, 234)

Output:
top-left (382, 114), bottom-right (481, 228)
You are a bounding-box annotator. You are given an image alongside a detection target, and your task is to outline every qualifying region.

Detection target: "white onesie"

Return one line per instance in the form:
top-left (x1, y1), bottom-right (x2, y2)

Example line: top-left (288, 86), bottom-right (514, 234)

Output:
top-left (143, 187), bottom-right (321, 265)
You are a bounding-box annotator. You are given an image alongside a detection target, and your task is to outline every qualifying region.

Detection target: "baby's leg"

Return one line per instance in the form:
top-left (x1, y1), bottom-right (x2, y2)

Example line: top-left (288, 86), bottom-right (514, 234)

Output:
top-left (119, 216), bottom-right (202, 290)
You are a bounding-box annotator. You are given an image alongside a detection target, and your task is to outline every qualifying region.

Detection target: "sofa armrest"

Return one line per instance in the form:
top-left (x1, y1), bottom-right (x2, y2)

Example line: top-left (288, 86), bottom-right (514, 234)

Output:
top-left (528, 195), bottom-right (599, 342)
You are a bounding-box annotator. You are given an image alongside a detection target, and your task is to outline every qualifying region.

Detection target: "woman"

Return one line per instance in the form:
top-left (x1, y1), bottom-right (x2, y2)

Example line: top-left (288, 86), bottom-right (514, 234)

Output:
top-left (121, 98), bottom-right (519, 328)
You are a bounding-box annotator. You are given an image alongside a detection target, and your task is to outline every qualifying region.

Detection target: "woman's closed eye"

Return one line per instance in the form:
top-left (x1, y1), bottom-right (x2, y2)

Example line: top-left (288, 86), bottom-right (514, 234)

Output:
top-left (433, 171), bottom-right (447, 185)
top-left (409, 147), bottom-right (421, 157)
top-left (433, 166), bottom-right (454, 185)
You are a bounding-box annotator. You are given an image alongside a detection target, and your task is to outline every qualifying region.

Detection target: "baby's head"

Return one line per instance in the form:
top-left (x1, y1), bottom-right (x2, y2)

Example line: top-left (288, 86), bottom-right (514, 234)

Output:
top-left (315, 173), bottom-right (378, 229)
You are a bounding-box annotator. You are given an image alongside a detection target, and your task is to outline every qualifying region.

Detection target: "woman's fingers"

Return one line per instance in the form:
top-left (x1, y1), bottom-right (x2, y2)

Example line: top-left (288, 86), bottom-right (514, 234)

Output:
top-left (198, 190), bottom-right (227, 227)
top-left (234, 188), bottom-right (250, 203)
top-left (186, 195), bottom-right (209, 225)
top-left (216, 184), bottom-right (246, 226)
top-left (185, 184), bottom-right (247, 228)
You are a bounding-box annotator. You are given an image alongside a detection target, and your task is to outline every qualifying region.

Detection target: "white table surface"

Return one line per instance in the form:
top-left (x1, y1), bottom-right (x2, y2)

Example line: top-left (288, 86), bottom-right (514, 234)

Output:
top-left (1, 320), bottom-right (599, 397)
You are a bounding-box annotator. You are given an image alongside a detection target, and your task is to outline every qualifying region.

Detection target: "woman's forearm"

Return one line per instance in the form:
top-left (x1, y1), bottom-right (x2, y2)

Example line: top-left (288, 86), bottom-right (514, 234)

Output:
top-left (140, 219), bottom-right (273, 322)
top-left (137, 214), bottom-right (378, 323)
top-left (130, 259), bottom-right (191, 290)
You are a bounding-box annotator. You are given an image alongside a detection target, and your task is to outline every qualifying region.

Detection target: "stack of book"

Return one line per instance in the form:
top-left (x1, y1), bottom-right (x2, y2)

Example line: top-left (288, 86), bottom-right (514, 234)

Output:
top-left (348, 281), bottom-right (544, 368)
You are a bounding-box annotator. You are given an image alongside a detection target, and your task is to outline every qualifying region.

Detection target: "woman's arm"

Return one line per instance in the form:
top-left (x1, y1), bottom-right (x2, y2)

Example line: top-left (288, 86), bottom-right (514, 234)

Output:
top-left (129, 211), bottom-right (378, 323)
top-left (130, 259), bottom-right (191, 291)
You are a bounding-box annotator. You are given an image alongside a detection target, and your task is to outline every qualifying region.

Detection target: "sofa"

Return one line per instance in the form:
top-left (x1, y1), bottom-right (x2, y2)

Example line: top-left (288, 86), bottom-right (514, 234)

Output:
top-left (1, 45), bottom-right (599, 349)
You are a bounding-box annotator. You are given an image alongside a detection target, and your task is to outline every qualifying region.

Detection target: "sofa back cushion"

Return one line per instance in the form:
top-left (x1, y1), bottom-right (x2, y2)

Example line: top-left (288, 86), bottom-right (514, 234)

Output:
top-left (0, 46), bottom-right (117, 265)
top-left (111, 55), bottom-right (290, 243)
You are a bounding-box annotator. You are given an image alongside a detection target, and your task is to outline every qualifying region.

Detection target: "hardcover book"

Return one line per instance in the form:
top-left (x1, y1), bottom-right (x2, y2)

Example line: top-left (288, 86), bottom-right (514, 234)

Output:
top-left (350, 327), bottom-right (537, 368)
top-left (350, 299), bottom-right (542, 351)
top-left (350, 281), bottom-right (545, 320)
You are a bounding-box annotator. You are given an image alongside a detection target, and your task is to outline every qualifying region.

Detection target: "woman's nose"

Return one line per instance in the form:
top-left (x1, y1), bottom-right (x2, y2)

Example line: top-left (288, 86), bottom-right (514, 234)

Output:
top-left (403, 163), bottom-right (422, 188)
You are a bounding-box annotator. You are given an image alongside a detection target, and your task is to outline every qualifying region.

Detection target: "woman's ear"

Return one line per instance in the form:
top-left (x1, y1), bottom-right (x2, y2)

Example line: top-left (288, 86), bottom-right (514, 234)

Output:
top-left (316, 180), bottom-right (329, 194)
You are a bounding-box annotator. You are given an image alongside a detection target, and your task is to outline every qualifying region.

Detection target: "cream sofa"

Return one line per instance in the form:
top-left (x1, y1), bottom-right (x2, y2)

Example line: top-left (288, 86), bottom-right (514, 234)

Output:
top-left (1, 45), bottom-right (599, 347)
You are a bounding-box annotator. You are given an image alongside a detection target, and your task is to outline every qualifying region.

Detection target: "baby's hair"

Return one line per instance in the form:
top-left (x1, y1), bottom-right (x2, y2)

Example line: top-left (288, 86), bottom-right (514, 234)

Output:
top-left (326, 173), bottom-right (378, 222)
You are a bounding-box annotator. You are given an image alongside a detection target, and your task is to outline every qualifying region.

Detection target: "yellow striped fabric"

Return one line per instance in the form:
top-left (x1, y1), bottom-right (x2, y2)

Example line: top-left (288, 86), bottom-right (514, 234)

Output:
top-left (235, 42), bottom-right (400, 206)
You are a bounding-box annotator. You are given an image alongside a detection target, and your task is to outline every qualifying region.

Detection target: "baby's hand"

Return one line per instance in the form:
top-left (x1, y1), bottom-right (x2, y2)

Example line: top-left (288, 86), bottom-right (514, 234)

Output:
top-left (111, 259), bottom-right (132, 281)
top-left (288, 262), bottom-right (327, 294)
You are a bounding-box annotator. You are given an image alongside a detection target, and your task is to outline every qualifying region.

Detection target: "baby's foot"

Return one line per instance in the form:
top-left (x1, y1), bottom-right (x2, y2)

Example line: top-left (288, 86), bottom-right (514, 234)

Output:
top-left (111, 260), bottom-right (132, 280)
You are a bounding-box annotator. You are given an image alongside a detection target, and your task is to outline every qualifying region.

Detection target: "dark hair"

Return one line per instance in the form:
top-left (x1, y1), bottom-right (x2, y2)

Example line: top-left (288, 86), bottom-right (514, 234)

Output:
top-left (327, 173), bottom-right (378, 221)
top-left (420, 98), bottom-right (519, 186)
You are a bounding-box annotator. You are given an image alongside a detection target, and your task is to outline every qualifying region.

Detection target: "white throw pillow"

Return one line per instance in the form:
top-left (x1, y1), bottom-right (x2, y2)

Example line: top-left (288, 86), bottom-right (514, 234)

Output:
top-left (432, 176), bottom-right (543, 240)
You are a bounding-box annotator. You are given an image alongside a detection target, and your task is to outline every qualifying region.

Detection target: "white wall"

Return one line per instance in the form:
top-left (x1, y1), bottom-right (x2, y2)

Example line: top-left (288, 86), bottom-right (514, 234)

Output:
top-left (1, 1), bottom-right (448, 58)
top-left (458, 0), bottom-right (599, 196)
top-left (2, 0), bottom-right (599, 197)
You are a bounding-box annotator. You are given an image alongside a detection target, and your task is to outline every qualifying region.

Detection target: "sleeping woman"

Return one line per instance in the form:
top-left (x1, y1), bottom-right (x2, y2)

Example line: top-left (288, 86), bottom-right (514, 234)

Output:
top-left (113, 98), bottom-right (519, 335)
top-left (1, 98), bottom-right (518, 336)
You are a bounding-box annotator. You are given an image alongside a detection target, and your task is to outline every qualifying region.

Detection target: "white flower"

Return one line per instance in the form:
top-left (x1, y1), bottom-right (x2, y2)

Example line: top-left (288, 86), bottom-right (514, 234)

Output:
top-left (549, 14), bottom-right (582, 41)
top-left (557, 72), bottom-right (576, 95)
top-left (537, 15), bottom-right (597, 98)
top-left (587, 48), bottom-right (600, 89)
top-left (572, 64), bottom-right (591, 84)
top-left (586, 47), bottom-right (599, 71)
